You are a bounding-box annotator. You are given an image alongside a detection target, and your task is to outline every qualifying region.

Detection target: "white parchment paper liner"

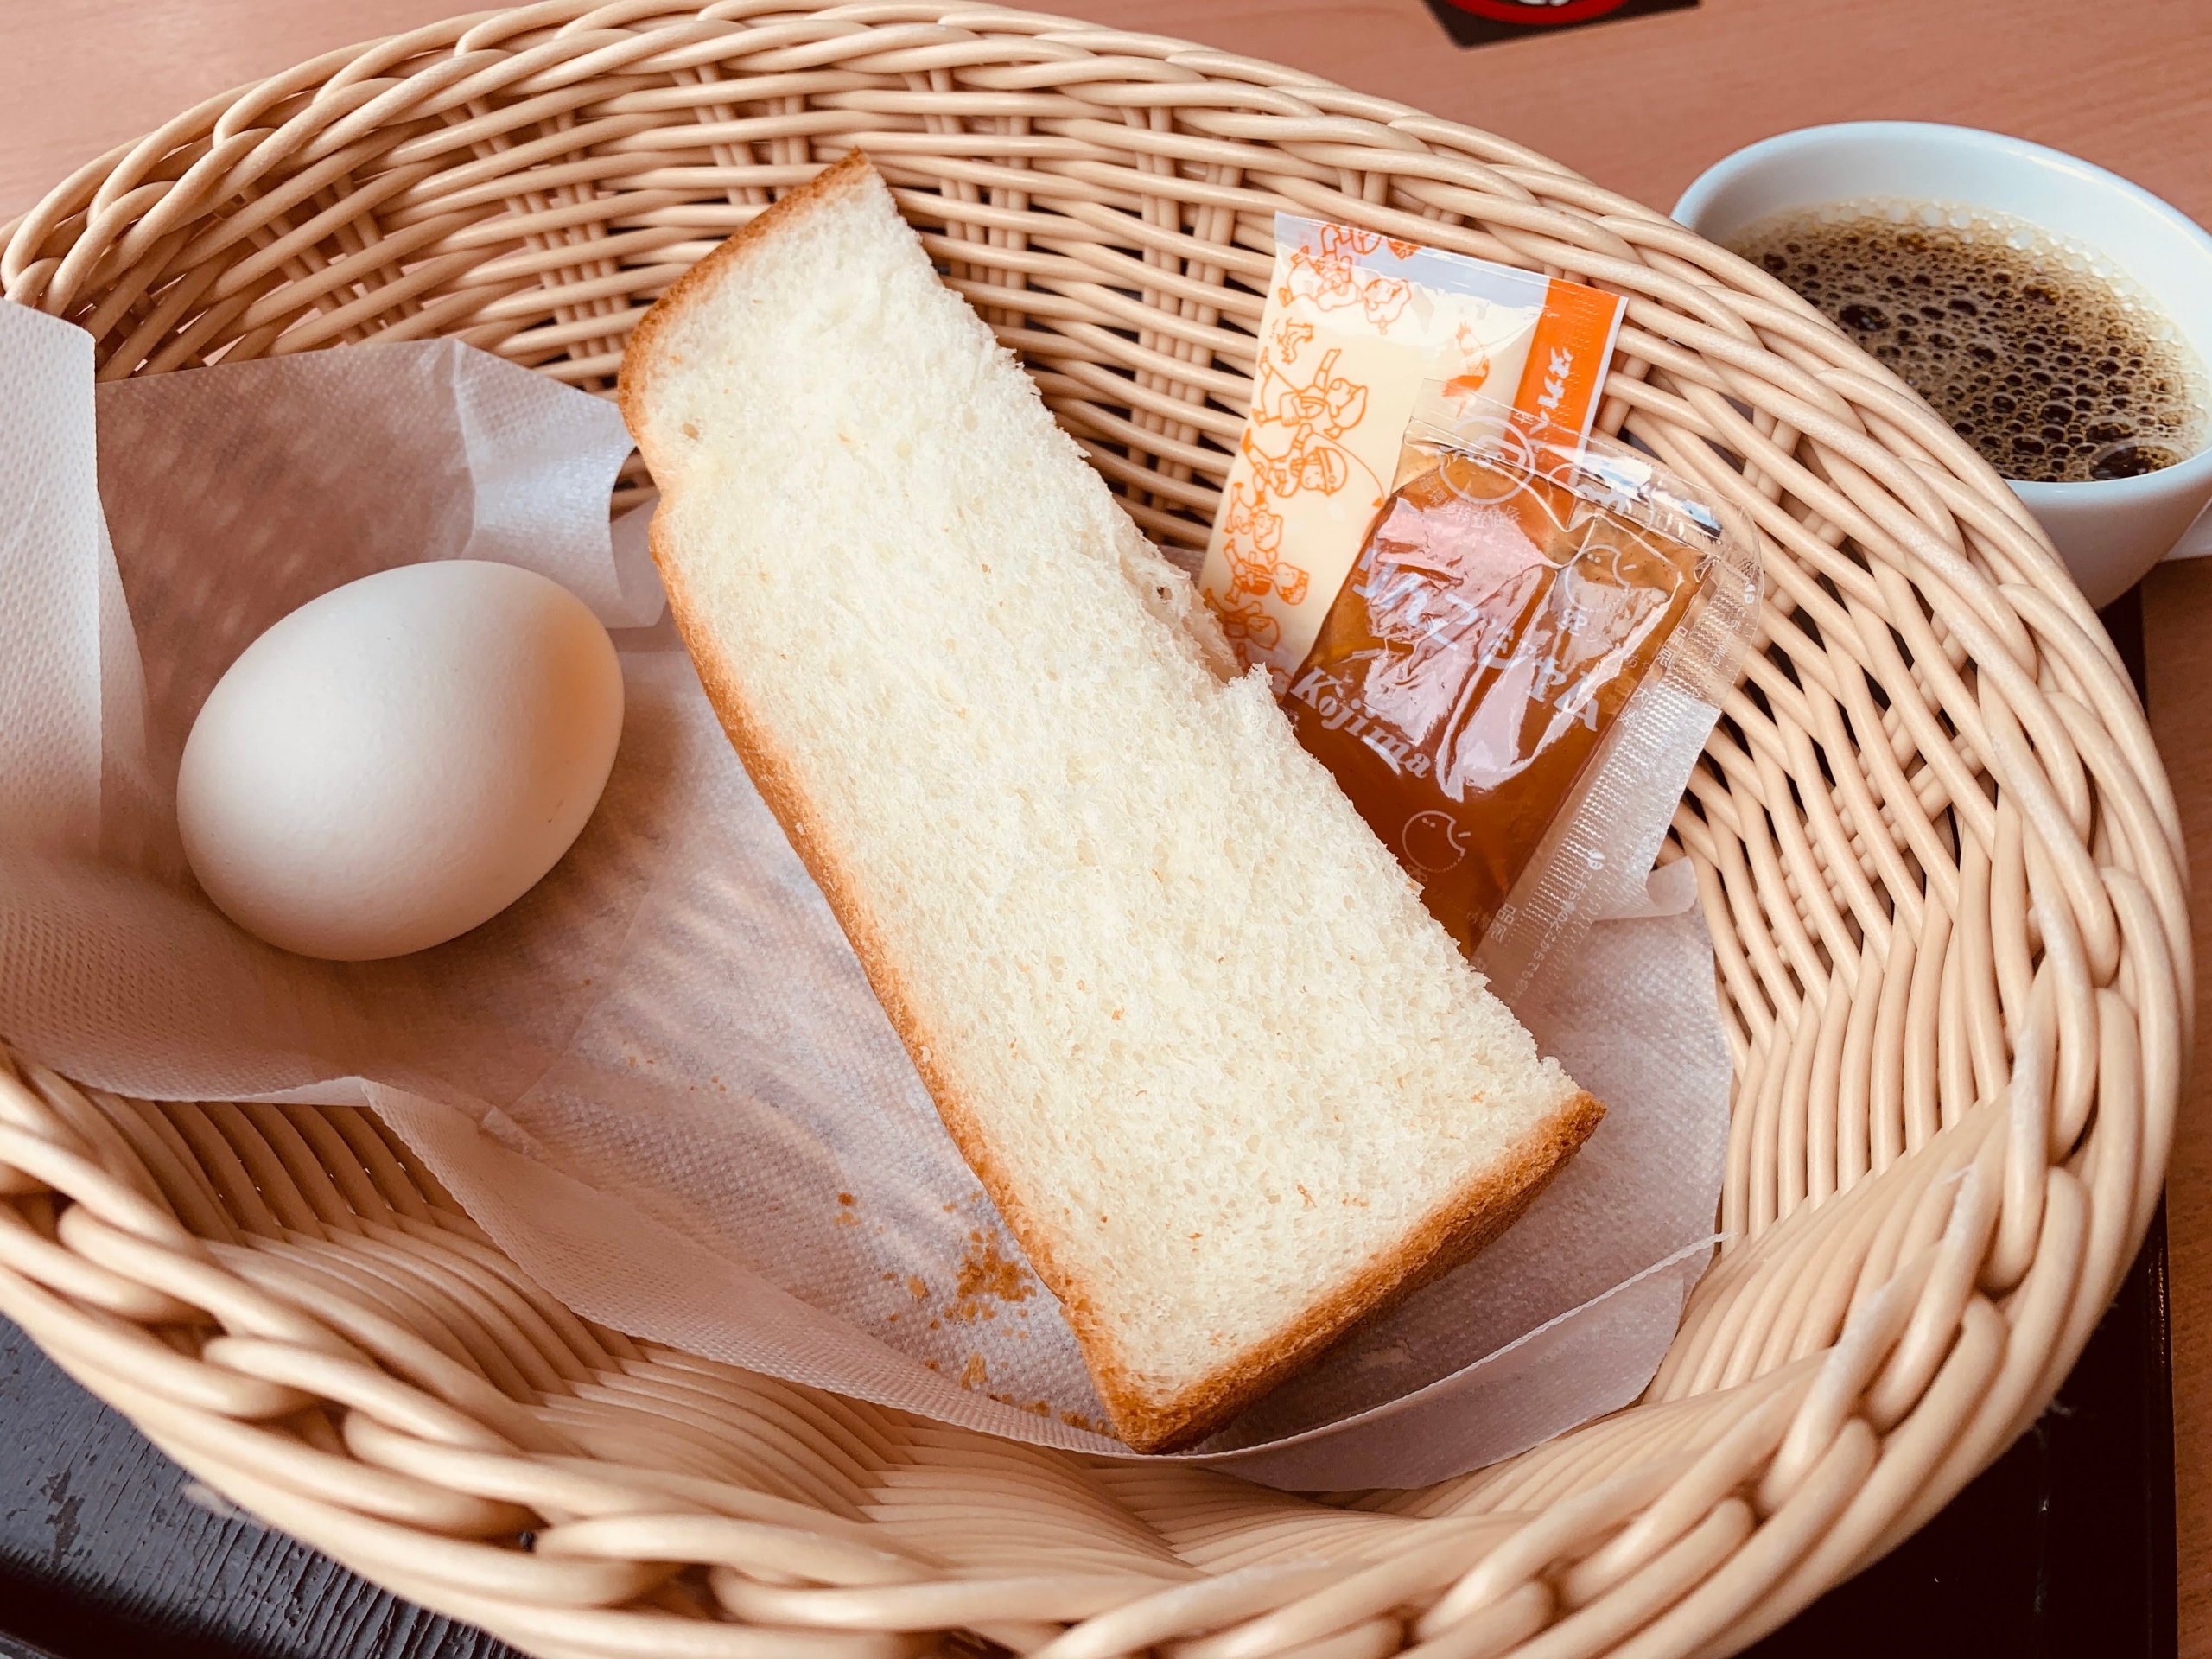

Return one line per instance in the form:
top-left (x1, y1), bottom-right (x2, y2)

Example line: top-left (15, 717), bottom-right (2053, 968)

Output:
top-left (0, 309), bottom-right (1732, 1489)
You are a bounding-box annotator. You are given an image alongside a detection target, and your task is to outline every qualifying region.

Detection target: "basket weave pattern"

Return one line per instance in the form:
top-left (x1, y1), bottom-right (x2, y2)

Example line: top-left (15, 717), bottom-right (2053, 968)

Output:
top-left (0, 6), bottom-right (2185, 1656)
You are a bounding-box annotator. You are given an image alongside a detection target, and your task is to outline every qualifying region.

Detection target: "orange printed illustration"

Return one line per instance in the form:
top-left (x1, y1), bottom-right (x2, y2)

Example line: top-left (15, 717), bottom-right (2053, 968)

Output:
top-left (1444, 320), bottom-right (1491, 397)
top-left (1320, 223), bottom-right (1423, 272)
top-left (1219, 486), bottom-right (1306, 603)
top-left (1242, 328), bottom-right (1373, 501)
top-left (1322, 224), bottom-right (1383, 258)
top-left (1284, 238), bottom-right (1412, 330)
top-left (1202, 213), bottom-right (1625, 680)
top-left (1202, 588), bottom-right (1283, 656)
top-left (1204, 308), bottom-right (1386, 650)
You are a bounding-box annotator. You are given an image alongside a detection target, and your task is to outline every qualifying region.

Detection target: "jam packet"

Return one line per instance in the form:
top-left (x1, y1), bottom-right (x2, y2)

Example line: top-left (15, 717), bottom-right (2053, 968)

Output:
top-left (1201, 214), bottom-right (1627, 686)
top-left (1283, 385), bottom-right (1760, 958)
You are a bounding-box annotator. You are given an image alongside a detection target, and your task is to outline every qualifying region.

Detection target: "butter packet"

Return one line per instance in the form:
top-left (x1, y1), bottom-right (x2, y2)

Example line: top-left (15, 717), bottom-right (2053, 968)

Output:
top-left (1200, 215), bottom-right (1627, 686)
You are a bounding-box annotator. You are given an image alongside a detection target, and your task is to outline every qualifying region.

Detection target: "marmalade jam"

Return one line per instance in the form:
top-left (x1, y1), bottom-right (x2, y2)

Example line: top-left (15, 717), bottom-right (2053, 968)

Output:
top-left (1281, 449), bottom-right (1700, 954)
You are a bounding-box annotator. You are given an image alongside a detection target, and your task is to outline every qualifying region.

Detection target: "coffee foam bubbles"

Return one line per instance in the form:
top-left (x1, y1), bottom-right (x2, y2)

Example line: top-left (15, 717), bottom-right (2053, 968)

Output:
top-left (1731, 198), bottom-right (2206, 484)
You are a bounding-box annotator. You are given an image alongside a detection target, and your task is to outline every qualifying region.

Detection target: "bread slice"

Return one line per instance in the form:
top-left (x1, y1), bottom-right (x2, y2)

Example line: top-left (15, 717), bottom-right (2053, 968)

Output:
top-left (620, 152), bottom-right (1603, 1452)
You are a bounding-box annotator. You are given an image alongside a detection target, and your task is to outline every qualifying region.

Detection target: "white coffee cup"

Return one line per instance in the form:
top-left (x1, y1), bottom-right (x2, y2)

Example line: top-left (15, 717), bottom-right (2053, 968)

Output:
top-left (1674, 121), bottom-right (2212, 608)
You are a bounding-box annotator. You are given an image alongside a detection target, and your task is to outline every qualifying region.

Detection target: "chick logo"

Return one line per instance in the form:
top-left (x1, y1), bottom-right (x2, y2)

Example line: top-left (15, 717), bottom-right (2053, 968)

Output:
top-left (1402, 810), bottom-right (1471, 874)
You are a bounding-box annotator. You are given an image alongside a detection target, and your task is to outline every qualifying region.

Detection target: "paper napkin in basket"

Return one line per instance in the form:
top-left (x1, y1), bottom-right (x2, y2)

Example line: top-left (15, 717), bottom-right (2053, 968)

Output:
top-left (0, 307), bottom-right (1729, 1488)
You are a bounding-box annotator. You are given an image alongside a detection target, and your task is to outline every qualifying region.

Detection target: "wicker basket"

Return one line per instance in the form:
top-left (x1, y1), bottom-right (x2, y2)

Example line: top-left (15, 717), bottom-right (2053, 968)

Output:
top-left (0, 6), bottom-right (2183, 1656)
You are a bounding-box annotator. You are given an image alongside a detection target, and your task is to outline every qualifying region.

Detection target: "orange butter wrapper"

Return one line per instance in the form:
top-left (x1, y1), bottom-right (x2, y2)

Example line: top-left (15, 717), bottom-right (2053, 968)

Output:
top-left (1200, 214), bottom-right (1626, 687)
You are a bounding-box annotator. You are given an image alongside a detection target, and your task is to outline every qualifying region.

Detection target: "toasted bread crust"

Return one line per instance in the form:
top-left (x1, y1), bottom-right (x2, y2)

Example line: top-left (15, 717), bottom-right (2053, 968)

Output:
top-left (1089, 1090), bottom-right (1603, 1451)
top-left (620, 148), bottom-right (875, 436)
top-left (620, 150), bottom-right (1605, 1454)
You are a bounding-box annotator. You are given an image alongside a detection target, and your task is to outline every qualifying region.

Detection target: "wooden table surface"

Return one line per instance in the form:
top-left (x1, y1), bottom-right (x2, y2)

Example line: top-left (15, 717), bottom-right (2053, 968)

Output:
top-left (2, 0), bottom-right (2207, 1649)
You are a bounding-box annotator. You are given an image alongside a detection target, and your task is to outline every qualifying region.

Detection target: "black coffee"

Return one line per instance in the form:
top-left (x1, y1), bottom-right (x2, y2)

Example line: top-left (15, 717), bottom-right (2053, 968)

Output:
top-left (1730, 202), bottom-right (2204, 483)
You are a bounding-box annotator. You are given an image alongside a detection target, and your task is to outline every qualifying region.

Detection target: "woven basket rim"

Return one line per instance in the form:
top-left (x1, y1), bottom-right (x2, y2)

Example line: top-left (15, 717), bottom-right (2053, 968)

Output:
top-left (0, 6), bottom-right (2184, 1657)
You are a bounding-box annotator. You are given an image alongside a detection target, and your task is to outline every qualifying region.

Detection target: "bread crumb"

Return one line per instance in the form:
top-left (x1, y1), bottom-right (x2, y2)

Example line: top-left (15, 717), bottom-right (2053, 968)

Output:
top-left (838, 1192), bottom-right (855, 1206)
top-left (906, 1274), bottom-right (928, 1301)
top-left (944, 1234), bottom-right (1033, 1324)
top-left (959, 1353), bottom-right (988, 1389)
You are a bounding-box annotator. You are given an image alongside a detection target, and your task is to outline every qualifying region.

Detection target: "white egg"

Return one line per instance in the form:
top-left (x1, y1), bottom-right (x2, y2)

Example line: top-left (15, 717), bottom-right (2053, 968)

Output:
top-left (177, 560), bottom-right (624, 962)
